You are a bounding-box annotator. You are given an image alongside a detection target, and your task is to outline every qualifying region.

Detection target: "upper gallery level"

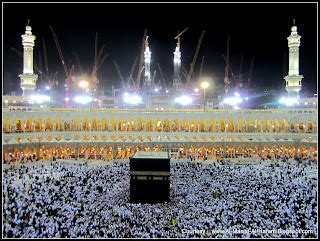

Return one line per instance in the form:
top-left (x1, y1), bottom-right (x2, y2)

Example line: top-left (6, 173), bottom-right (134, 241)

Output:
top-left (3, 108), bottom-right (317, 134)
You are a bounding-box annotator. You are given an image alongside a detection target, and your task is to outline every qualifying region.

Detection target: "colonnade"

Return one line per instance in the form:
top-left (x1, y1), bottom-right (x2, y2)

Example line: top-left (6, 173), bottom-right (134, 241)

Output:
top-left (3, 143), bottom-right (317, 164)
top-left (2, 116), bottom-right (317, 134)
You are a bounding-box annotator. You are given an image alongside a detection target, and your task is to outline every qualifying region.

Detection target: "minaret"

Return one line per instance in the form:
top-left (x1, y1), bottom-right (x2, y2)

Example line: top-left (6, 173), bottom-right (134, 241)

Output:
top-left (19, 20), bottom-right (38, 96)
top-left (173, 38), bottom-right (182, 90)
top-left (284, 19), bottom-right (303, 98)
top-left (143, 36), bottom-right (152, 86)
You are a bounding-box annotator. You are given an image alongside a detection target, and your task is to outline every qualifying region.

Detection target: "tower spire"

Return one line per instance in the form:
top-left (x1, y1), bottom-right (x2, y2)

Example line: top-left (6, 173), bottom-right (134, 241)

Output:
top-left (143, 35), bottom-right (152, 86)
top-left (284, 20), bottom-right (303, 98)
top-left (19, 21), bottom-right (38, 96)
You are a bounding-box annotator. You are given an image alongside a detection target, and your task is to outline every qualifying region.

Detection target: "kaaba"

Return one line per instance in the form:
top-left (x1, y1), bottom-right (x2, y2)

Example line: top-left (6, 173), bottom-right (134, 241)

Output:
top-left (130, 151), bottom-right (170, 203)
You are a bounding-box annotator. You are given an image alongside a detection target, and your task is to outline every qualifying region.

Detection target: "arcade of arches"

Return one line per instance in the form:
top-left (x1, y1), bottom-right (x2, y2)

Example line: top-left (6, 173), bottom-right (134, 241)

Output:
top-left (3, 143), bottom-right (317, 163)
top-left (2, 116), bottom-right (317, 133)
top-left (3, 111), bottom-right (317, 163)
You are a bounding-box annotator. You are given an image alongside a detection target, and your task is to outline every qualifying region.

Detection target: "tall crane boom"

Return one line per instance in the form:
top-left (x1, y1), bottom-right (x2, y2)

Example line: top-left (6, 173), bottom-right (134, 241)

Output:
top-left (237, 53), bottom-right (243, 91)
top-left (174, 27), bottom-right (188, 47)
top-left (152, 70), bottom-right (157, 85)
top-left (186, 31), bottom-right (205, 85)
top-left (37, 50), bottom-right (43, 83)
top-left (128, 57), bottom-right (138, 85)
top-left (49, 25), bottom-right (73, 106)
top-left (157, 63), bottom-right (165, 85)
top-left (222, 54), bottom-right (235, 77)
top-left (93, 32), bottom-right (98, 75)
top-left (96, 45), bottom-right (105, 69)
top-left (174, 27), bottom-right (189, 40)
top-left (73, 52), bottom-right (83, 75)
top-left (181, 64), bottom-right (188, 80)
top-left (96, 53), bottom-right (108, 72)
top-left (198, 56), bottom-right (205, 81)
top-left (247, 57), bottom-right (254, 94)
top-left (49, 25), bottom-right (68, 77)
top-left (42, 38), bottom-right (49, 78)
top-left (224, 36), bottom-right (230, 94)
top-left (113, 60), bottom-right (125, 87)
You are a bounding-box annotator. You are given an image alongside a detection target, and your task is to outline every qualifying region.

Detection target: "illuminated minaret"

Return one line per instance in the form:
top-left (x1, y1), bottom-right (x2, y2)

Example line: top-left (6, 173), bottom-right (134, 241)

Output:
top-left (173, 38), bottom-right (182, 90)
top-left (143, 36), bottom-right (152, 86)
top-left (284, 20), bottom-right (303, 98)
top-left (19, 20), bottom-right (38, 96)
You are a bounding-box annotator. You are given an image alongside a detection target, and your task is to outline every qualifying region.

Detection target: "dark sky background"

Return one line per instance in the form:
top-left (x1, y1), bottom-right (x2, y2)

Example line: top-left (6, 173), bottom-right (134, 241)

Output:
top-left (3, 2), bottom-right (317, 96)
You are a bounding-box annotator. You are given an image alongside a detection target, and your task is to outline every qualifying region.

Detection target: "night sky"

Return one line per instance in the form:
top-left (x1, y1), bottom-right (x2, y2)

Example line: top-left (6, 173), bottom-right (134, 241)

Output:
top-left (3, 3), bottom-right (317, 96)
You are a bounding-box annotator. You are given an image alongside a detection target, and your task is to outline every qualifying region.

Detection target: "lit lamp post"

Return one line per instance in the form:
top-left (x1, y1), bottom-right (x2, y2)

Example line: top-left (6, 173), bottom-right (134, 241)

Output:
top-left (201, 81), bottom-right (209, 112)
top-left (79, 80), bottom-right (89, 94)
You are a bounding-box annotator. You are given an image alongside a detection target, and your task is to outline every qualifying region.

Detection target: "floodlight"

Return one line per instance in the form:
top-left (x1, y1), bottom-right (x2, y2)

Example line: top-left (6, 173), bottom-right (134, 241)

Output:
top-left (123, 93), bottom-right (142, 105)
top-left (73, 95), bottom-right (93, 105)
top-left (175, 95), bottom-right (193, 105)
top-left (79, 80), bottom-right (89, 89)
top-left (201, 81), bottom-right (209, 89)
top-left (279, 97), bottom-right (298, 106)
top-left (29, 94), bottom-right (50, 104)
top-left (223, 96), bottom-right (243, 106)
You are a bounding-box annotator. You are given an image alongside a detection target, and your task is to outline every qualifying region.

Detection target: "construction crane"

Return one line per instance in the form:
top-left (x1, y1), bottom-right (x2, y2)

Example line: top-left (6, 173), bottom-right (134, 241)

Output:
top-left (42, 38), bottom-right (50, 79)
top-left (174, 27), bottom-right (188, 47)
top-left (51, 72), bottom-right (59, 86)
top-left (37, 50), bottom-right (43, 84)
top-left (73, 52), bottom-right (83, 75)
top-left (224, 36), bottom-right (230, 94)
top-left (95, 52), bottom-right (108, 74)
top-left (135, 29), bottom-right (148, 89)
top-left (96, 45), bottom-right (106, 68)
top-left (181, 64), bottom-right (188, 80)
top-left (282, 52), bottom-right (286, 78)
top-left (222, 55), bottom-right (235, 77)
top-left (186, 31), bottom-right (205, 86)
top-left (113, 60), bottom-right (126, 88)
top-left (50, 25), bottom-right (74, 106)
top-left (88, 33), bottom-right (109, 106)
top-left (127, 57), bottom-right (138, 86)
top-left (152, 70), bottom-right (157, 85)
top-left (42, 38), bottom-right (56, 88)
top-left (247, 57), bottom-right (254, 95)
top-left (157, 63), bottom-right (166, 89)
top-left (92, 32), bottom-right (98, 79)
top-left (198, 56), bottom-right (205, 81)
top-left (236, 54), bottom-right (243, 91)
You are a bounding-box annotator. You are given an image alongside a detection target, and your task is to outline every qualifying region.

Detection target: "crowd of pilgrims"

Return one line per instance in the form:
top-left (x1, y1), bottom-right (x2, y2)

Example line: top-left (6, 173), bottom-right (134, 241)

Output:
top-left (3, 158), bottom-right (317, 238)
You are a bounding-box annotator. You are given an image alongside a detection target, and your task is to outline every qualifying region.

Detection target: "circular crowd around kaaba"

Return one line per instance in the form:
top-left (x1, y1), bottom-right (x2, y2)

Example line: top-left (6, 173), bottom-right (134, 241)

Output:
top-left (3, 158), bottom-right (317, 238)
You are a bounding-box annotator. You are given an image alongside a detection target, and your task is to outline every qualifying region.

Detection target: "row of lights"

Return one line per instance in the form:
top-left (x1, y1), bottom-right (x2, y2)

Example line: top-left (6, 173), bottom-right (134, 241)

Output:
top-left (122, 81), bottom-right (211, 106)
